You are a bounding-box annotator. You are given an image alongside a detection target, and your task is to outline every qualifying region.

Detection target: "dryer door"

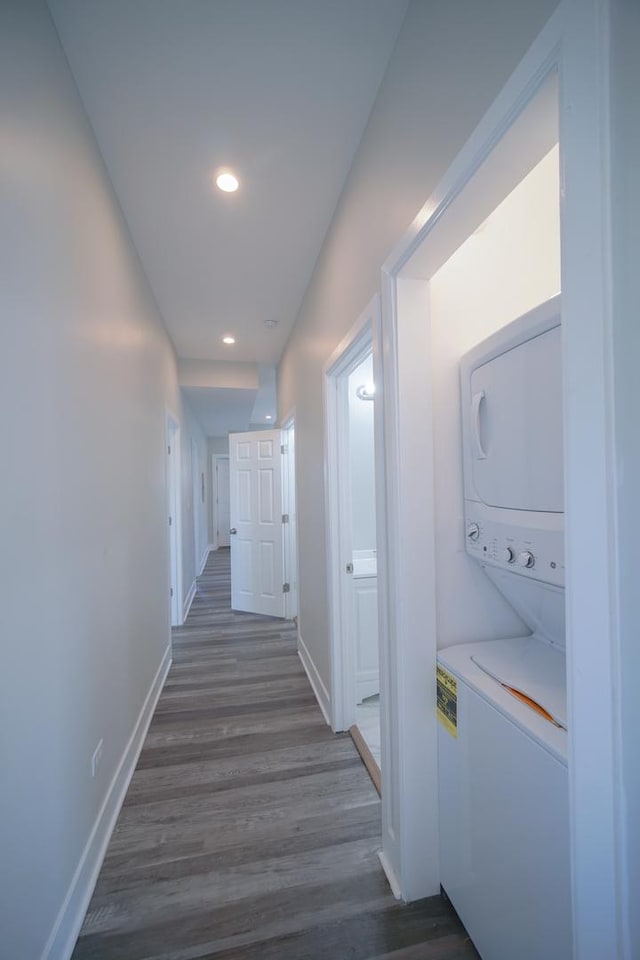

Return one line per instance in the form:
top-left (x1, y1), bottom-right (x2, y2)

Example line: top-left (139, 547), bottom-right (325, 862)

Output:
top-left (470, 326), bottom-right (563, 512)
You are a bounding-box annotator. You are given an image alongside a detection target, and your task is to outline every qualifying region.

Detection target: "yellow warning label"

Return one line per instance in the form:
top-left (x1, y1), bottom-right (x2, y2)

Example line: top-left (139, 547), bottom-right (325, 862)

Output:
top-left (437, 665), bottom-right (457, 738)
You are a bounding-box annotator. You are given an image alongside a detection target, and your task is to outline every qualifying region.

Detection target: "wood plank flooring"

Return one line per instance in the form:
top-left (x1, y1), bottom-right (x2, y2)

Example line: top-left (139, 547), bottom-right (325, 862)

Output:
top-left (72, 549), bottom-right (478, 960)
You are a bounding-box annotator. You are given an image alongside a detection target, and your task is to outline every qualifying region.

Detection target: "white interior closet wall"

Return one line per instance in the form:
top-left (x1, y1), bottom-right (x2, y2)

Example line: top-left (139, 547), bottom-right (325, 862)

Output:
top-left (429, 145), bottom-right (561, 648)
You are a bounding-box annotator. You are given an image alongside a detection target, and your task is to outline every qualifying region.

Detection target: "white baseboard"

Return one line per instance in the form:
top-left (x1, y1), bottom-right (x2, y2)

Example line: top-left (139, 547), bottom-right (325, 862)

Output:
top-left (198, 546), bottom-right (211, 575)
top-left (183, 579), bottom-right (197, 620)
top-left (42, 645), bottom-right (172, 960)
top-left (297, 630), bottom-right (331, 726)
top-left (378, 849), bottom-right (402, 901)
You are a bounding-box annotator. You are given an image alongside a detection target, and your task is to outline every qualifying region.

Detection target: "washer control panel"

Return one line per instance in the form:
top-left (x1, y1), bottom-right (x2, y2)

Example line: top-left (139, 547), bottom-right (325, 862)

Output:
top-left (464, 512), bottom-right (564, 587)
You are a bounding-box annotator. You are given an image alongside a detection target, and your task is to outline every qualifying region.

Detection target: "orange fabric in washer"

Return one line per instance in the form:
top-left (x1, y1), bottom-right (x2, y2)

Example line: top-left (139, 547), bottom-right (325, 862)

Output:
top-left (502, 683), bottom-right (561, 727)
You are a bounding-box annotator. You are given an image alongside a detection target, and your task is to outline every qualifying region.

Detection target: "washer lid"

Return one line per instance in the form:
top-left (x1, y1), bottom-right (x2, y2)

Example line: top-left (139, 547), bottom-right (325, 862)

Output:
top-left (471, 635), bottom-right (567, 729)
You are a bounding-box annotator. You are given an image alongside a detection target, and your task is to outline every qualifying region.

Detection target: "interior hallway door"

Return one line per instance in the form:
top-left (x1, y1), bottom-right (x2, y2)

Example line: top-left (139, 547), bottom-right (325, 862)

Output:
top-left (229, 430), bottom-right (285, 617)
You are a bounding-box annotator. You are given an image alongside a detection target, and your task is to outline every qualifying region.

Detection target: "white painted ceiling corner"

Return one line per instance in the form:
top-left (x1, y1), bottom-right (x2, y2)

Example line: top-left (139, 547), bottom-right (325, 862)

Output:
top-left (47, 0), bottom-right (409, 431)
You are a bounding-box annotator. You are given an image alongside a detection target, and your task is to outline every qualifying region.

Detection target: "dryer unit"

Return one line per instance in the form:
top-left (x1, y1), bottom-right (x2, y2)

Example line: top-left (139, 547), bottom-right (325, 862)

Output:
top-left (460, 293), bottom-right (564, 590)
top-left (437, 294), bottom-right (572, 960)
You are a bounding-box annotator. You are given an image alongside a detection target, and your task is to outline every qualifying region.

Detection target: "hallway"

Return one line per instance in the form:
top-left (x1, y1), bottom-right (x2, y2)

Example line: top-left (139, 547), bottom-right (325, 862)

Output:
top-left (71, 550), bottom-right (476, 960)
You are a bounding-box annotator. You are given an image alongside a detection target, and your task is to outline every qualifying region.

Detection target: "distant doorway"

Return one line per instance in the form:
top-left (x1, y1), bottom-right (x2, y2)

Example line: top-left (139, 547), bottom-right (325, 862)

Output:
top-left (212, 455), bottom-right (230, 549)
top-left (281, 415), bottom-right (298, 622)
top-left (324, 296), bottom-right (383, 792)
top-left (228, 429), bottom-right (285, 617)
top-left (166, 413), bottom-right (182, 626)
top-left (191, 438), bottom-right (201, 572)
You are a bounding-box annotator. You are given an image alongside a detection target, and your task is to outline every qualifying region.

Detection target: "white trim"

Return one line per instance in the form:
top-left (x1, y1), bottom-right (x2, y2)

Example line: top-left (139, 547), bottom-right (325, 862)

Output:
top-left (560, 3), bottom-right (622, 955)
top-left (326, 372), bottom-right (353, 732)
top-left (380, 274), bottom-right (440, 901)
top-left (323, 297), bottom-right (379, 734)
top-left (198, 546), bottom-right (210, 576)
top-left (42, 645), bottom-right (172, 960)
top-left (378, 850), bottom-right (401, 901)
top-left (182, 579), bottom-right (197, 621)
top-left (297, 629), bottom-right (331, 726)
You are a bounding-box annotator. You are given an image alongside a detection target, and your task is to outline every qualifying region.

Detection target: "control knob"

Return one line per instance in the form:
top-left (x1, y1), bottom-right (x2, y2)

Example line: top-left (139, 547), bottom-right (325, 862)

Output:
top-left (502, 547), bottom-right (515, 564)
top-left (467, 522), bottom-right (480, 542)
top-left (518, 550), bottom-right (535, 569)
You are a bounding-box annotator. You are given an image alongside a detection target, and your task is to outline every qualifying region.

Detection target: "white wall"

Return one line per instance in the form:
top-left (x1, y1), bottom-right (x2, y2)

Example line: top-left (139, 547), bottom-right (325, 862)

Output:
top-left (0, 2), bottom-right (185, 956)
top-left (208, 435), bottom-right (230, 456)
top-left (429, 146), bottom-right (560, 647)
top-left (348, 354), bottom-right (376, 553)
top-left (278, 0), bottom-right (559, 698)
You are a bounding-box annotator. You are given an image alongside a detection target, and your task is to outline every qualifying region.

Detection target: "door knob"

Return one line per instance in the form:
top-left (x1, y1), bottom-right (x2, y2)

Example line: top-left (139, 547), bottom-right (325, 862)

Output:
top-left (230, 528), bottom-right (237, 535)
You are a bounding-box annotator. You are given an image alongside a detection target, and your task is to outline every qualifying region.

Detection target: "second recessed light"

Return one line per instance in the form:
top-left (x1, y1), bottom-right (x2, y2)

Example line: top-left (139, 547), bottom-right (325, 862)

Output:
top-left (222, 336), bottom-right (235, 345)
top-left (216, 172), bottom-right (239, 193)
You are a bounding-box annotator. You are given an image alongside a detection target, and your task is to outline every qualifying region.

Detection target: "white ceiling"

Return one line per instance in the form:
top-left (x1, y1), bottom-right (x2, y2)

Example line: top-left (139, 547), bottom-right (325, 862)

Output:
top-left (48, 0), bottom-right (408, 367)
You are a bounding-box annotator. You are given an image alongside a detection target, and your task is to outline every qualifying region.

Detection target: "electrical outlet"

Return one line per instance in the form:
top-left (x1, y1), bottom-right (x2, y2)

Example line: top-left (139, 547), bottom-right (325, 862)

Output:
top-left (91, 739), bottom-right (104, 778)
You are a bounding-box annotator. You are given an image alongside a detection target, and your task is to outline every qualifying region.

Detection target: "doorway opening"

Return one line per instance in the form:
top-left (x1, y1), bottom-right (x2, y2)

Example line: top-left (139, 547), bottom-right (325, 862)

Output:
top-left (191, 438), bottom-right (201, 574)
top-left (166, 413), bottom-right (182, 626)
top-left (324, 297), bottom-right (383, 792)
top-left (212, 454), bottom-right (230, 550)
top-left (379, 63), bottom-right (563, 903)
top-left (281, 415), bottom-right (299, 622)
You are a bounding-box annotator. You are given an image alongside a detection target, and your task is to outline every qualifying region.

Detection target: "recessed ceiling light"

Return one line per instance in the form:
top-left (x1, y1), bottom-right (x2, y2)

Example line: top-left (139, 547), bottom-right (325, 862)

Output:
top-left (265, 415), bottom-right (273, 420)
top-left (216, 171), bottom-right (239, 193)
top-left (222, 335), bottom-right (235, 345)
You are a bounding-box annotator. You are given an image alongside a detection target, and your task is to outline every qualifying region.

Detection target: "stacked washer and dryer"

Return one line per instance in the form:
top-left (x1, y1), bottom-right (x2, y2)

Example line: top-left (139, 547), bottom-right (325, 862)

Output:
top-left (437, 294), bottom-right (572, 959)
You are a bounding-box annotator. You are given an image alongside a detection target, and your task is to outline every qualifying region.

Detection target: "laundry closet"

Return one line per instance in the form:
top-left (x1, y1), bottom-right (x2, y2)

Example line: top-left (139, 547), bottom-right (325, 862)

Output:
top-left (377, 10), bottom-right (632, 951)
top-left (424, 100), bottom-right (568, 956)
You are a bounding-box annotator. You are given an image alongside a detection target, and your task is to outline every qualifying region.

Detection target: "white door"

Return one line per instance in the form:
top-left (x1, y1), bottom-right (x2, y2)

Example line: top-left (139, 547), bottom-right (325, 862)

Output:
top-left (229, 430), bottom-right (285, 617)
top-left (214, 456), bottom-right (230, 547)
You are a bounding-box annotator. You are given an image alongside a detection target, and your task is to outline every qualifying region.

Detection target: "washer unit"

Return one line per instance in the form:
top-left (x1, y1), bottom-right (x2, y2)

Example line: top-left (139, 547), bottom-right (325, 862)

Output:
top-left (437, 294), bottom-right (572, 960)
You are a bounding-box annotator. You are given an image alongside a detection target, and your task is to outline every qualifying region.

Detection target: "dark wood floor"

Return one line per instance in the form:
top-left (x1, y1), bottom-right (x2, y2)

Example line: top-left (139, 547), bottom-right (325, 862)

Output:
top-left (72, 549), bottom-right (478, 959)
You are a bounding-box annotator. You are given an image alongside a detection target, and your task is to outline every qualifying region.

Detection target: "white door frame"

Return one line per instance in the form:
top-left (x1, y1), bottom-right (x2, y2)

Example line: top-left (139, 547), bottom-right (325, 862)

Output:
top-left (191, 437), bottom-right (200, 573)
top-left (165, 411), bottom-right (183, 627)
top-left (378, 1), bottom-right (627, 955)
top-left (211, 454), bottom-right (230, 550)
top-left (281, 412), bottom-right (299, 622)
top-left (324, 295), bottom-right (382, 734)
